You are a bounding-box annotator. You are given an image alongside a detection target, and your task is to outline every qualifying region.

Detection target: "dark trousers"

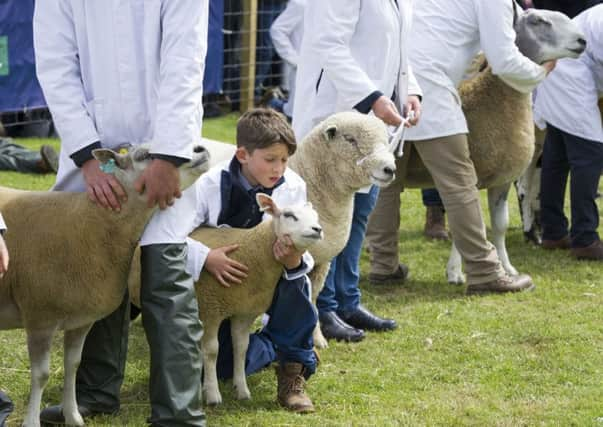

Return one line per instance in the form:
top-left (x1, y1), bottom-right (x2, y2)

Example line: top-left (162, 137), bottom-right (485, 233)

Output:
top-left (217, 274), bottom-right (318, 379)
top-left (421, 188), bottom-right (443, 207)
top-left (540, 124), bottom-right (603, 247)
top-left (0, 391), bottom-right (13, 427)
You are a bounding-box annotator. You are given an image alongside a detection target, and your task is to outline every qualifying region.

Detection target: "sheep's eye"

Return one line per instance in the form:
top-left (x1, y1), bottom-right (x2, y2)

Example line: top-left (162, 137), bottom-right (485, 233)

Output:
top-left (133, 149), bottom-right (151, 161)
top-left (283, 212), bottom-right (298, 221)
top-left (343, 134), bottom-right (358, 147)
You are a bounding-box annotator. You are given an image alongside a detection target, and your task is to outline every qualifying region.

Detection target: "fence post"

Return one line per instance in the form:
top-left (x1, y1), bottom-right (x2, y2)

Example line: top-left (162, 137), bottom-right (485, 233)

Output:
top-left (240, 0), bottom-right (258, 112)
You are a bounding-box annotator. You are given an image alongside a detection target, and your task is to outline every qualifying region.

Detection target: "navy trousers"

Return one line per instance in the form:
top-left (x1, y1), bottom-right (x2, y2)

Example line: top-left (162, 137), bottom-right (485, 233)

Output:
top-left (0, 391), bottom-right (13, 427)
top-left (540, 124), bottom-right (603, 247)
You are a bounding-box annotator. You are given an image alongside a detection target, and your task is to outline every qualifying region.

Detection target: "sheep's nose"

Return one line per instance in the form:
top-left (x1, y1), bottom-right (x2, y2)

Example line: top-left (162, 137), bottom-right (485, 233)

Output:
top-left (577, 37), bottom-right (587, 47)
top-left (312, 226), bottom-right (323, 234)
top-left (193, 145), bottom-right (207, 154)
top-left (383, 166), bottom-right (395, 176)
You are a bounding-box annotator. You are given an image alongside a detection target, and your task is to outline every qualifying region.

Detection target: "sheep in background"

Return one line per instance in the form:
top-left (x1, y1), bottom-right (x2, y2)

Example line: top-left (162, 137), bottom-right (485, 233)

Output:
top-left (0, 145), bottom-right (209, 427)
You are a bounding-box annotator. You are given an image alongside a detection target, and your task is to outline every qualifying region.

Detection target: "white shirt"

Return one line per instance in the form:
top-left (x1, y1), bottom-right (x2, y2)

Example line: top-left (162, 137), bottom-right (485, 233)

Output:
top-left (184, 161), bottom-right (308, 280)
top-left (34, 0), bottom-right (208, 192)
top-left (406, 0), bottom-right (546, 141)
top-left (270, 0), bottom-right (306, 117)
top-left (533, 5), bottom-right (603, 143)
top-left (292, 0), bottom-right (421, 141)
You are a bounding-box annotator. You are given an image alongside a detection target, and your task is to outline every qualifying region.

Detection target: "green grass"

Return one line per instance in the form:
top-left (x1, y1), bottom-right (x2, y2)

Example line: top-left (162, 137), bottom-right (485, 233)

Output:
top-left (1, 116), bottom-right (602, 426)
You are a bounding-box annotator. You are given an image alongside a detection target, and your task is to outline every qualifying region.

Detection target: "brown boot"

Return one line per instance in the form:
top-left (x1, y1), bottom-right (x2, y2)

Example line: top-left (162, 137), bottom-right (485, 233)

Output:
top-left (424, 206), bottom-right (449, 240)
top-left (275, 362), bottom-right (315, 413)
top-left (571, 240), bottom-right (603, 261)
top-left (466, 274), bottom-right (535, 295)
top-left (542, 235), bottom-right (571, 250)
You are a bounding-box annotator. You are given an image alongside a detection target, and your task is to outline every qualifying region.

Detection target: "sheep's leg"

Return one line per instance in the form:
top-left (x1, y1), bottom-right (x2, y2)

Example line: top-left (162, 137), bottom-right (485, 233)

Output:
top-left (230, 315), bottom-right (256, 400)
top-left (446, 241), bottom-right (465, 285)
top-left (62, 324), bottom-right (93, 427)
top-left (515, 153), bottom-right (543, 245)
top-left (23, 327), bottom-right (56, 427)
top-left (201, 319), bottom-right (222, 405)
top-left (488, 183), bottom-right (518, 276)
top-left (308, 262), bottom-right (331, 349)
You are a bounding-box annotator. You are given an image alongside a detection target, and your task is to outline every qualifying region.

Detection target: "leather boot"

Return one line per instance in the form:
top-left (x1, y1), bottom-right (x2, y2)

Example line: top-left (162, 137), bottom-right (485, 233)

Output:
top-left (424, 206), bottom-right (449, 240)
top-left (275, 363), bottom-right (315, 413)
top-left (571, 240), bottom-right (603, 261)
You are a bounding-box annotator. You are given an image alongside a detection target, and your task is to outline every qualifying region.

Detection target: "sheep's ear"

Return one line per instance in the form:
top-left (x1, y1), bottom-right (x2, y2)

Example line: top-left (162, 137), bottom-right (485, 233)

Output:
top-left (256, 193), bottom-right (281, 216)
top-left (93, 148), bottom-right (132, 173)
top-left (324, 124), bottom-right (338, 141)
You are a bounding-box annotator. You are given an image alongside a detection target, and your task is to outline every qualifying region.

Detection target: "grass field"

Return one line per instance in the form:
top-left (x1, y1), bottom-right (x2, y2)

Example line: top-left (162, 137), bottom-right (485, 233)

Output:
top-left (1, 117), bottom-right (602, 426)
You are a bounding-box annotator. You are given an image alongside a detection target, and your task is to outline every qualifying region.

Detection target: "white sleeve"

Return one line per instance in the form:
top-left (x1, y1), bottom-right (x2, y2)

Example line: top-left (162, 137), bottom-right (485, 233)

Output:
top-left (151, 0), bottom-right (209, 159)
top-left (306, 0), bottom-right (378, 107)
top-left (0, 213), bottom-right (5, 231)
top-left (33, 1), bottom-right (100, 156)
top-left (270, 0), bottom-right (304, 66)
top-left (185, 237), bottom-right (210, 281)
top-left (477, 0), bottom-right (546, 93)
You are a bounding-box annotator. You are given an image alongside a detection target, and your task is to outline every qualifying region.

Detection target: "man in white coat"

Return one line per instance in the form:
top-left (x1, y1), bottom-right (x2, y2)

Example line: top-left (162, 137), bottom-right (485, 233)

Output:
top-left (33, 1), bottom-right (208, 425)
top-left (367, 0), bottom-right (556, 294)
top-left (293, 0), bottom-right (422, 342)
top-left (534, 4), bottom-right (603, 260)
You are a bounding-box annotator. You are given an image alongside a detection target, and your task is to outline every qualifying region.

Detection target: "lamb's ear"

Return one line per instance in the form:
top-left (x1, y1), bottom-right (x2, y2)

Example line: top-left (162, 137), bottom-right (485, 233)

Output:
top-left (92, 148), bottom-right (132, 174)
top-left (324, 124), bottom-right (337, 141)
top-left (256, 193), bottom-right (281, 216)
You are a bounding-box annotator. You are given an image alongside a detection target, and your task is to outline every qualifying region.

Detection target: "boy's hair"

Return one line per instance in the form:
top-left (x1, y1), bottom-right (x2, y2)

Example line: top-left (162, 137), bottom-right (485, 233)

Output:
top-left (236, 108), bottom-right (297, 155)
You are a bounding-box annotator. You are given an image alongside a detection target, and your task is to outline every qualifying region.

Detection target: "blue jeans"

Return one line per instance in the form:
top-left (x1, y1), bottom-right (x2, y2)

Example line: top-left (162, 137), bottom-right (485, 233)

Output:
top-left (217, 274), bottom-right (318, 379)
top-left (421, 188), bottom-right (443, 207)
top-left (540, 123), bottom-right (603, 247)
top-left (317, 185), bottom-right (379, 314)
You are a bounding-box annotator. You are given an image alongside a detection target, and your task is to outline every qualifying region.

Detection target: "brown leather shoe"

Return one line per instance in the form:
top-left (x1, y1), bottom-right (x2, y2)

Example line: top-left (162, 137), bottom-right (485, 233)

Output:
top-left (424, 206), bottom-right (449, 240)
top-left (275, 363), bottom-right (315, 413)
top-left (570, 240), bottom-right (603, 261)
top-left (466, 274), bottom-right (535, 295)
top-left (542, 235), bottom-right (571, 250)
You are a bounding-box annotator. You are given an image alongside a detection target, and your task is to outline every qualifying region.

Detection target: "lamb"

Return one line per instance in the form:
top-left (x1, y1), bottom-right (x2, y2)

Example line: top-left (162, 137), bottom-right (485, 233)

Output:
top-left (0, 144), bottom-right (209, 427)
top-left (401, 8), bottom-right (586, 284)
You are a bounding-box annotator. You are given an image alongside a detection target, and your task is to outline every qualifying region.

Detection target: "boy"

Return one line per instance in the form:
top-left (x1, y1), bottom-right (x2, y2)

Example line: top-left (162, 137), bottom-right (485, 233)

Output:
top-left (186, 108), bottom-right (318, 413)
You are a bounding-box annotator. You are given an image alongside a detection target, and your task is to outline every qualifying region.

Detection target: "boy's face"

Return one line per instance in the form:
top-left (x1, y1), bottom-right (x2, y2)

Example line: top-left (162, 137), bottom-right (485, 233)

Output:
top-left (236, 143), bottom-right (290, 189)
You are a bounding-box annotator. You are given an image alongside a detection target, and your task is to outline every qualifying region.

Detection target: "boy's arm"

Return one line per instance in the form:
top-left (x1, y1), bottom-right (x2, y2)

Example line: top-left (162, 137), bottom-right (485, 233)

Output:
top-left (0, 214), bottom-right (8, 277)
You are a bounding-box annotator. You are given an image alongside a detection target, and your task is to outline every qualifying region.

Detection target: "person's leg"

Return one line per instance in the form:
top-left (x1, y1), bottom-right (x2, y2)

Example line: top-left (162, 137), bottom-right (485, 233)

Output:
top-left (422, 188), bottom-right (449, 240)
top-left (414, 134), bottom-right (520, 288)
top-left (0, 137), bottom-right (48, 173)
top-left (254, 1), bottom-right (285, 100)
top-left (540, 124), bottom-right (571, 246)
top-left (140, 244), bottom-right (205, 427)
top-left (366, 155), bottom-right (408, 279)
top-left (0, 390), bottom-right (14, 427)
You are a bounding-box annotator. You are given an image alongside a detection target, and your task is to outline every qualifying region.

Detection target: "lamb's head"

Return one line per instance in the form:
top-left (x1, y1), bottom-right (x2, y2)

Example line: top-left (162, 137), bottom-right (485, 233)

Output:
top-left (92, 144), bottom-right (210, 194)
top-left (306, 112), bottom-right (396, 190)
top-left (514, 8), bottom-right (586, 63)
top-left (256, 193), bottom-right (323, 251)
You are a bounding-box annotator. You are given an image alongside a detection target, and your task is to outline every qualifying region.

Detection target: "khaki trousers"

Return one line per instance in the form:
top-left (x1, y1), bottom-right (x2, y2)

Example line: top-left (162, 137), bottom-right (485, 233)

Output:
top-left (366, 133), bottom-right (505, 285)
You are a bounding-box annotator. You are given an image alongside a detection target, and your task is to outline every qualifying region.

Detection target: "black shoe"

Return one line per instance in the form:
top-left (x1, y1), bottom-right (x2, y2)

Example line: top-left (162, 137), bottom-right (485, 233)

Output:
top-left (40, 404), bottom-right (116, 425)
top-left (40, 145), bottom-right (59, 174)
top-left (368, 263), bottom-right (409, 285)
top-left (319, 311), bottom-right (365, 342)
top-left (338, 305), bottom-right (397, 332)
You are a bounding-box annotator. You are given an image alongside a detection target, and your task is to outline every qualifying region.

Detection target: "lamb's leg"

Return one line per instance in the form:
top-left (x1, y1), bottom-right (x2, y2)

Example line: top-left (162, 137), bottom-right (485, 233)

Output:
top-left (488, 183), bottom-right (518, 276)
top-left (62, 324), bottom-right (93, 427)
top-left (446, 241), bottom-right (465, 285)
top-left (230, 315), bottom-right (256, 400)
top-left (201, 319), bottom-right (222, 405)
top-left (515, 153), bottom-right (543, 245)
top-left (23, 327), bottom-right (56, 427)
top-left (308, 262), bottom-right (331, 349)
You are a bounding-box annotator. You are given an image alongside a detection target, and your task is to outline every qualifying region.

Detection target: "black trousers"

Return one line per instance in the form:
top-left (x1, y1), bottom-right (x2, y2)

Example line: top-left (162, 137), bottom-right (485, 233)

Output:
top-left (540, 124), bottom-right (603, 247)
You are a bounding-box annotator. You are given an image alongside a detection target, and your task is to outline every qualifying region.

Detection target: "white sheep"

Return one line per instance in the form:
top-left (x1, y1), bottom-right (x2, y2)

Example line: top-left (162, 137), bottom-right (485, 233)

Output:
top-left (401, 9), bottom-right (586, 284)
top-left (0, 144), bottom-right (209, 427)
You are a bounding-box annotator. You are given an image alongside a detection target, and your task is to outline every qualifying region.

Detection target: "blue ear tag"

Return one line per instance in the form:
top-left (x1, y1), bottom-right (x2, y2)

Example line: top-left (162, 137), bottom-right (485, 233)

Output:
top-left (100, 158), bottom-right (117, 174)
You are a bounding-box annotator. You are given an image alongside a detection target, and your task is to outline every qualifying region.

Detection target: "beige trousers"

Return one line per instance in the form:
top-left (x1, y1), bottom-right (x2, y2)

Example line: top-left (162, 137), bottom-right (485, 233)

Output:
top-left (366, 133), bottom-right (505, 285)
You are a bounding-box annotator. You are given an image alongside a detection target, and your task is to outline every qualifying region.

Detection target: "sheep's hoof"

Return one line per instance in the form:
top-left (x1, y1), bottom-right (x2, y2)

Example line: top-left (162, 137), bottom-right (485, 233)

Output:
top-left (313, 334), bottom-right (329, 349)
top-left (503, 264), bottom-right (519, 276)
top-left (204, 389), bottom-right (223, 406)
top-left (447, 270), bottom-right (465, 285)
top-left (65, 413), bottom-right (85, 427)
top-left (234, 386), bottom-right (251, 400)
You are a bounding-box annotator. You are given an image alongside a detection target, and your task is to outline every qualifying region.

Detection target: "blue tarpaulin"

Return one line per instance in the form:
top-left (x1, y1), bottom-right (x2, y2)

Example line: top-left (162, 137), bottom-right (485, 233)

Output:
top-left (204, 0), bottom-right (224, 95)
top-left (0, 0), bottom-right (47, 114)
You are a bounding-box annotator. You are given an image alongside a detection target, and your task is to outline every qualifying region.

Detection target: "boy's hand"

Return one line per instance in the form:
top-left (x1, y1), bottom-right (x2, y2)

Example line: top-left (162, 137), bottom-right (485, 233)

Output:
top-left (0, 235), bottom-right (9, 278)
top-left (205, 245), bottom-right (248, 288)
top-left (273, 236), bottom-right (303, 270)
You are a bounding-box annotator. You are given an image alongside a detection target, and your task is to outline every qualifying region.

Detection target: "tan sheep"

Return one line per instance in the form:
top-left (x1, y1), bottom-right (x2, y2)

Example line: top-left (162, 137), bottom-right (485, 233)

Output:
top-left (0, 145), bottom-right (209, 427)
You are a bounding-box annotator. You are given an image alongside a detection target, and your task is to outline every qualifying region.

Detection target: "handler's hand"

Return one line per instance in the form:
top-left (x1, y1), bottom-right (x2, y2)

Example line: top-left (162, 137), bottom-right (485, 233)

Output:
top-left (134, 159), bottom-right (181, 209)
top-left (82, 159), bottom-right (127, 211)
top-left (542, 59), bottom-right (557, 75)
top-left (205, 245), bottom-right (249, 288)
top-left (372, 95), bottom-right (403, 127)
top-left (0, 235), bottom-right (9, 278)
top-left (273, 235), bottom-right (304, 270)
top-left (404, 95), bottom-right (422, 127)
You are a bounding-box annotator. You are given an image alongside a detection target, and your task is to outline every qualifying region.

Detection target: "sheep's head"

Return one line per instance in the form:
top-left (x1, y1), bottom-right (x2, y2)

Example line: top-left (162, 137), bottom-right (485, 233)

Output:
top-left (514, 8), bottom-right (586, 63)
top-left (308, 112), bottom-right (396, 190)
top-left (92, 144), bottom-right (210, 193)
top-left (256, 193), bottom-right (323, 251)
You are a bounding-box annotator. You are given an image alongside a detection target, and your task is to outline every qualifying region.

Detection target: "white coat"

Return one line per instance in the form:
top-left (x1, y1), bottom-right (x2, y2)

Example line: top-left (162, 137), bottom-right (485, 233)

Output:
top-left (292, 0), bottom-right (422, 141)
top-left (534, 5), bottom-right (603, 143)
top-left (0, 213), bottom-right (5, 231)
top-left (33, 0), bottom-right (209, 245)
top-left (184, 161), bottom-right (308, 280)
top-left (406, 0), bottom-right (546, 141)
top-left (270, 0), bottom-right (306, 117)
